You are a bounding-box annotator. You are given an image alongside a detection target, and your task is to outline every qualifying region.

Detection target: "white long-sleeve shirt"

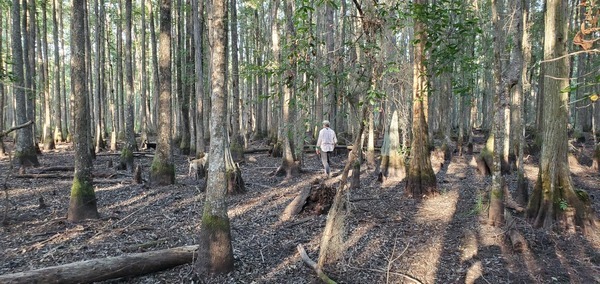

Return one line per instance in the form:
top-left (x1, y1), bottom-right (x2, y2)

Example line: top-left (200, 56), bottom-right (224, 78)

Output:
top-left (317, 127), bottom-right (337, 152)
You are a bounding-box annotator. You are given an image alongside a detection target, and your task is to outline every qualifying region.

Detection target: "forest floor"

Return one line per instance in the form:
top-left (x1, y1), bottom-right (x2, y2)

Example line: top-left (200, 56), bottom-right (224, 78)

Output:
top-left (0, 134), bottom-right (599, 284)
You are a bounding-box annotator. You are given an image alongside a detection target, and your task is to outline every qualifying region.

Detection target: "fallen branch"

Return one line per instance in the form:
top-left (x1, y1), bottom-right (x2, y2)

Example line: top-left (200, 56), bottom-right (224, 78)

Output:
top-left (281, 187), bottom-right (311, 221)
top-left (0, 120), bottom-right (34, 138)
top-left (504, 210), bottom-right (527, 253)
top-left (297, 244), bottom-right (336, 284)
top-left (0, 245), bottom-right (198, 284)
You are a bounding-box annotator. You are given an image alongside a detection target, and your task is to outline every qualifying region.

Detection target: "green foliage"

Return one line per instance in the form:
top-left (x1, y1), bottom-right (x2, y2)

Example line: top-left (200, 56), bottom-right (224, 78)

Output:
top-left (558, 198), bottom-right (569, 211)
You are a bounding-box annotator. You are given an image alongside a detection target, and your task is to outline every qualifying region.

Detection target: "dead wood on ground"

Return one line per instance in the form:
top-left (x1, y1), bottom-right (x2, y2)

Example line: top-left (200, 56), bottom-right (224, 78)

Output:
top-left (0, 245), bottom-right (198, 284)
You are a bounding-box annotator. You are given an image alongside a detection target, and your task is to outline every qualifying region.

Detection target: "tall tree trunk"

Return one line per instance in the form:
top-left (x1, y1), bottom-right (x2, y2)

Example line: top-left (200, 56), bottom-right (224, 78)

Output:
top-left (275, 0), bottom-right (300, 178)
top-left (12, 0), bottom-right (39, 167)
top-left (59, 0), bottom-right (69, 139)
top-left (405, 0), bottom-right (436, 198)
top-left (196, 0), bottom-right (235, 275)
top-left (41, 1), bottom-right (55, 151)
top-left (68, 0), bottom-right (99, 221)
top-left (149, 1), bottom-right (160, 133)
top-left (52, 0), bottom-right (64, 143)
top-left (516, 0), bottom-right (530, 206)
top-left (192, 0), bottom-right (205, 156)
top-left (149, 0), bottom-right (175, 186)
top-left (527, 0), bottom-right (596, 233)
top-left (229, 0), bottom-right (244, 162)
top-left (177, 0), bottom-right (190, 155)
top-left (120, 0), bottom-right (137, 171)
top-left (0, 12), bottom-right (4, 156)
top-left (94, 0), bottom-right (106, 153)
top-left (488, 0), bottom-right (506, 227)
top-left (24, 0), bottom-right (37, 150)
top-left (139, 0), bottom-right (149, 148)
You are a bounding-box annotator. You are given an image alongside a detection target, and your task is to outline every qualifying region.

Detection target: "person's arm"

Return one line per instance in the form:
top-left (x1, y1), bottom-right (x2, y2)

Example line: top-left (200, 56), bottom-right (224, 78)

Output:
top-left (316, 130), bottom-right (322, 154)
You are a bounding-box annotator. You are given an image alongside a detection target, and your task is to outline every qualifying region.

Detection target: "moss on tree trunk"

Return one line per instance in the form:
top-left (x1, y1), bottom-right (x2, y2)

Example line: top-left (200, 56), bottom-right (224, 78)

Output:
top-left (15, 147), bottom-right (40, 168)
top-left (118, 147), bottom-right (134, 171)
top-left (149, 159), bottom-right (175, 186)
top-left (67, 176), bottom-right (99, 221)
top-left (197, 214), bottom-right (234, 275)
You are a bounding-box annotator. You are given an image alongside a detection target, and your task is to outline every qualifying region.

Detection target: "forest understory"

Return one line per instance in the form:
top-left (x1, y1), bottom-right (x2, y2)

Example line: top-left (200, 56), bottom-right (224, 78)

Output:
top-left (1, 134), bottom-right (599, 284)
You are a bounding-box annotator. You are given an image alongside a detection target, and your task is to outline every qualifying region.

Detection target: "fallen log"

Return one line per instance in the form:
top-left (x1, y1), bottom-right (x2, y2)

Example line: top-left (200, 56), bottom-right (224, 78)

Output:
top-left (243, 147), bottom-right (271, 154)
top-left (0, 245), bottom-right (198, 284)
top-left (504, 210), bottom-right (527, 253)
top-left (281, 187), bottom-right (311, 221)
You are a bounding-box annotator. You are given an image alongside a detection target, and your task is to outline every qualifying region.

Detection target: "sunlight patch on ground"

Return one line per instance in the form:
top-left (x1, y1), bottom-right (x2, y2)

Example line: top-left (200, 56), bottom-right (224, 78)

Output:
top-left (406, 191), bottom-right (459, 281)
top-left (95, 184), bottom-right (127, 193)
top-left (465, 260), bottom-right (483, 284)
top-left (414, 191), bottom-right (458, 223)
top-left (229, 179), bottom-right (312, 220)
top-left (107, 190), bottom-right (169, 211)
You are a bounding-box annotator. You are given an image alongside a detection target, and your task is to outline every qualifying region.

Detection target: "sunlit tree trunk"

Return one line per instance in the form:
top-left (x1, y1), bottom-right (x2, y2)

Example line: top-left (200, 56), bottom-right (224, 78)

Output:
top-left (120, 0), bottom-right (136, 171)
top-left (149, 0), bottom-right (175, 186)
top-left (12, 0), bottom-right (39, 167)
top-left (94, 0), bottom-right (106, 153)
top-left (527, 0), bottom-right (595, 232)
top-left (229, 0), bottom-right (244, 162)
top-left (177, 0), bottom-right (191, 155)
top-left (68, 0), bottom-right (99, 222)
top-left (0, 14), bottom-right (4, 156)
top-left (405, 0), bottom-right (436, 198)
top-left (116, 0), bottom-right (124, 140)
top-left (196, 0), bottom-right (235, 275)
top-left (275, 0), bottom-right (300, 178)
top-left (192, 0), bottom-right (205, 156)
top-left (40, 1), bottom-right (55, 151)
top-left (488, 0), bottom-right (506, 226)
top-left (139, 0), bottom-right (149, 149)
top-left (52, 0), bottom-right (64, 143)
top-left (149, 1), bottom-right (159, 133)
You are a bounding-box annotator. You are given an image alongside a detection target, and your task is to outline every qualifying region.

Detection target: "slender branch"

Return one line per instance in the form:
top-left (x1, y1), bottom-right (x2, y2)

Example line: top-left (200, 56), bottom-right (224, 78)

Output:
top-left (0, 120), bottom-right (34, 138)
top-left (352, 0), bottom-right (364, 17)
top-left (539, 49), bottom-right (599, 64)
top-left (297, 244), bottom-right (337, 284)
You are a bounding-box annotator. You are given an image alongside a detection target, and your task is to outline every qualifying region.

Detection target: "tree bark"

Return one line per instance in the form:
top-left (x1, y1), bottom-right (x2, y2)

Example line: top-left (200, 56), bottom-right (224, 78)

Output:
top-left (0, 246), bottom-right (198, 284)
top-left (94, 0), bottom-right (106, 153)
top-left (192, 0), bottom-right (205, 156)
top-left (150, 1), bottom-right (160, 133)
top-left (12, 0), bottom-right (39, 167)
top-left (177, 0), bottom-right (191, 155)
top-left (488, 0), bottom-right (506, 227)
top-left (140, 0), bottom-right (149, 149)
top-left (379, 110), bottom-right (405, 181)
top-left (229, 0), bottom-right (244, 162)
top-left (41, 1), bottom-right (55, 151)
top-left (68, 0), bottom-right (99, 222)
top-left (120, 0), bottom-right (137, 171)
top-left (275, 0), bottom-right (300, 178)
top-left (149, 0), bottom-right (175, 186)
top-left (52, 0), bottom-right (64, 143)
top-left (0, 11), bottom-right (5, 156)
top-left (527, 0), bottom-right (596, 233)
top-left (405, 0), bottom-right (436, 198)
top-left (196, 0), bottom-right (235, 275)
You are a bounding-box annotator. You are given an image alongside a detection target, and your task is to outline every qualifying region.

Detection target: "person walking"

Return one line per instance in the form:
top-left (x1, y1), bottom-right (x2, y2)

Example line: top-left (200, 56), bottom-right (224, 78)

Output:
top-left (316, 120), bottom-right (337, 177)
